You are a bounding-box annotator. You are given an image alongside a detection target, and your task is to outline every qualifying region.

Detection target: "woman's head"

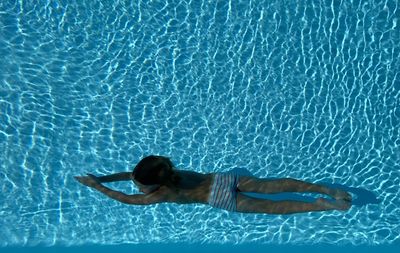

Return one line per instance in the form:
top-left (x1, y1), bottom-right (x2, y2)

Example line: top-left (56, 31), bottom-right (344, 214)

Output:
top-left (132, 155), bottom-right (179, 189)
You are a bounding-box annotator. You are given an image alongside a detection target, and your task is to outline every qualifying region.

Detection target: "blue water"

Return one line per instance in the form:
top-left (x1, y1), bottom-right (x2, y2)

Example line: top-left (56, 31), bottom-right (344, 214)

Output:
top-left (0, 0), bottom-right (399, 248)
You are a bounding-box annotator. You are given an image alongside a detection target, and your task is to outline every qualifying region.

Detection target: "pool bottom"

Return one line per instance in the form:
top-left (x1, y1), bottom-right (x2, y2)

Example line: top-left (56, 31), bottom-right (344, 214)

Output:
top-left (2, 243), bottom-right (399, 253)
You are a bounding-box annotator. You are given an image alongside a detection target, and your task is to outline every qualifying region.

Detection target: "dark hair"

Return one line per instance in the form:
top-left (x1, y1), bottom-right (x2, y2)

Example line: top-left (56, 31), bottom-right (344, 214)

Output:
top-left (132, 155), bottom-right (180, 187)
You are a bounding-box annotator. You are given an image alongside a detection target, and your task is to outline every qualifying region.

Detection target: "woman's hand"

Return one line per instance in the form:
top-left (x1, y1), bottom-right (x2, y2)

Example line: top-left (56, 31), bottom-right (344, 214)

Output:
top-left (75, 173), bottom-right (102, 188)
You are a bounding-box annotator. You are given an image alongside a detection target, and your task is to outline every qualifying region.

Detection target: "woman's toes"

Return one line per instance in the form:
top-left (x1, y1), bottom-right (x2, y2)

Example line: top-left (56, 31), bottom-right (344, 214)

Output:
top-left (335, 199), bottom-right (351, 210)
top-left (330, 189), bottom-right (352, 202)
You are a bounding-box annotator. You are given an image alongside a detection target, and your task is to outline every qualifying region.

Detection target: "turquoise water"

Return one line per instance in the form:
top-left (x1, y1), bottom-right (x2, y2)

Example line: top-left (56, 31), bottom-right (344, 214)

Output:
top-left (0, 0), bottom-right (399, 247)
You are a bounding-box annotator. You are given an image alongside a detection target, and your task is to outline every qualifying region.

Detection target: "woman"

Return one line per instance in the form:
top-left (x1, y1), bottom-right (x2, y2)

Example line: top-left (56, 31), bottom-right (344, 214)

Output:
top-left (75, 155), bottom-right (351, 214)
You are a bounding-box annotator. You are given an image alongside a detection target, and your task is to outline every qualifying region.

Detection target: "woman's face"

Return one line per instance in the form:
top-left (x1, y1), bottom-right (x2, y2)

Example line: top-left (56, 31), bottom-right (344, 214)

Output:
top-left (132, 178), bottom-right (160, 194)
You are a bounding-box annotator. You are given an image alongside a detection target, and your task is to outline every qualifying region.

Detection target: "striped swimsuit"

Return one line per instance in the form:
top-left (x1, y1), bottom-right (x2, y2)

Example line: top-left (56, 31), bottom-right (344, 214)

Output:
top-left (208, 172), bottom-right (239, 212)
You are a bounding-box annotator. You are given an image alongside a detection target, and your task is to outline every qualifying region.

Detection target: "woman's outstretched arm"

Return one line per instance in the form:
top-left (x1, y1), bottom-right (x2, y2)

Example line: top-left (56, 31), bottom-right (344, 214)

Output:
top-left (74, 174), bottom-right (164, 205)
top-left (97, 172), bottom-right (132, 183)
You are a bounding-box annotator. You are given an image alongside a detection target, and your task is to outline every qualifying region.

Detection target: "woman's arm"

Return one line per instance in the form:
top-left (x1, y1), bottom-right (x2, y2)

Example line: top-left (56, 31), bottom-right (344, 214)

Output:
top-left (97, 172), bottom-right (132, 183)
top-left (93, 184), bottom-right (150, 205)
top-left (74, 174), bottom-right (164, 205)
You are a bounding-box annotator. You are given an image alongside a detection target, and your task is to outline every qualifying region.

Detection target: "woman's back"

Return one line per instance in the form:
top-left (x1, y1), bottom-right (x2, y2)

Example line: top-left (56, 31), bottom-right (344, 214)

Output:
top-left (161, 170), bottom-right (214, 204)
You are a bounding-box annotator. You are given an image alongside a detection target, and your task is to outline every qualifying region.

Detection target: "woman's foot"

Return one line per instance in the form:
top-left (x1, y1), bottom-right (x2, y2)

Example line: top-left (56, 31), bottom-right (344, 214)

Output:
top-left (328, 188), bottom-right (352, 202)
top-left (316, 198), bottom-right (351, 211)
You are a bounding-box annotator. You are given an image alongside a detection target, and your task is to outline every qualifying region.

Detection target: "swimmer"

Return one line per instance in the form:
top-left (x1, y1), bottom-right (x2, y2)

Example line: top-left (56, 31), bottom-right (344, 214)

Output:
top-left (75, 155), bottom-right (352, 214)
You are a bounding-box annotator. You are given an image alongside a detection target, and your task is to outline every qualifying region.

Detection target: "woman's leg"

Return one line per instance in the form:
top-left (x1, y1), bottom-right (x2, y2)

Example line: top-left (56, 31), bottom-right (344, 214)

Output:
top-left (236, 193), bottom-right (351, 214)
top-left (237, 176), bottom-right (351, 201)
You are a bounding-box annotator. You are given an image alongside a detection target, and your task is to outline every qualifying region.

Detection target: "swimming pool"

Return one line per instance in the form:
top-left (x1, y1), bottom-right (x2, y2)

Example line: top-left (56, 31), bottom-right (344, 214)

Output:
top-left (0, 0), bottom-right (399, 248)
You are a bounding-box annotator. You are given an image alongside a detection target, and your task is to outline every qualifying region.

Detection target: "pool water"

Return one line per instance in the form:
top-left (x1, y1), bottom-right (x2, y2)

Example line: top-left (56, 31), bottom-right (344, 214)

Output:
top-left (0, 0), bottom-right (399, 247)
